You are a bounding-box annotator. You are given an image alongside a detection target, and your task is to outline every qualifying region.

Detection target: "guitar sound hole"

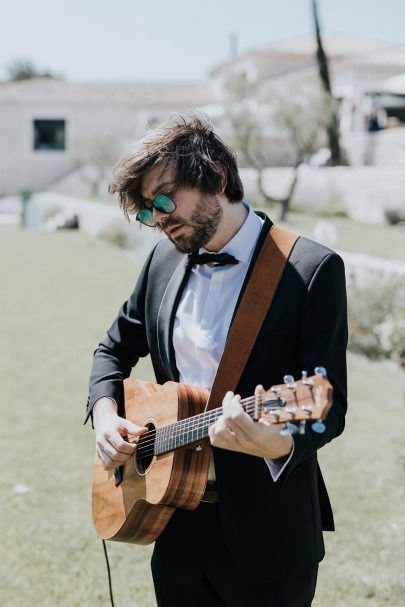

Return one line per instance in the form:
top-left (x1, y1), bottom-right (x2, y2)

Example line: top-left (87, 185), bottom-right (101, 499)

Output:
top-left (135, 422), bottom-right (156, 474)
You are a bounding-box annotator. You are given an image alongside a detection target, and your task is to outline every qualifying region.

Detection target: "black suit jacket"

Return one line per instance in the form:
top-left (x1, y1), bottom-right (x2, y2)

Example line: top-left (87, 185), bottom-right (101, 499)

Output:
top-left (86, 213), bottom-right (348, 583)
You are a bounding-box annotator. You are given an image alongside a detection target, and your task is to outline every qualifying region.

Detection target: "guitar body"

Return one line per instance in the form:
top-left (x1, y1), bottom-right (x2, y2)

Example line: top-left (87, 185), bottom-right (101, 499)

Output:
top-left (92, 378), bottom-right (211, 544)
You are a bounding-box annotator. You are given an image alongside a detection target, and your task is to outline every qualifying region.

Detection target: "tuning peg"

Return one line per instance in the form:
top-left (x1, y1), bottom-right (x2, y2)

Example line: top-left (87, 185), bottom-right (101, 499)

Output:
top-left (283, 375), bottom-right (297, 390)
top-left (314, 366), bottom-right (327, 377)
top-left (311, 420), bottom-right (326, 433)
top-left (280, 422), bottom-right (299, 436)
top-left (302, 370), bottom-right (314, 387)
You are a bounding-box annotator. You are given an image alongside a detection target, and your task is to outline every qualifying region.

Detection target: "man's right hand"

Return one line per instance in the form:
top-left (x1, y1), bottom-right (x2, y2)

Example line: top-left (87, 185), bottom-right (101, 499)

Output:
top-left (93, 398), bottom-right (148, 470)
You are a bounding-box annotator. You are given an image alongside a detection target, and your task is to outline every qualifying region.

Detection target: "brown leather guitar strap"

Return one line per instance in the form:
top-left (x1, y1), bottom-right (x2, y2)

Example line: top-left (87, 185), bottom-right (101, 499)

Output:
top-left (205, 225), bottom-right (299, 412)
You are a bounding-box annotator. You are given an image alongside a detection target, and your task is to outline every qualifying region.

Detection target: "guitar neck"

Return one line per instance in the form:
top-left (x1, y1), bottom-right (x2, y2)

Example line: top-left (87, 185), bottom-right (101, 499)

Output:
top-left (152, 370), bottom-right (331, 456)
top-left (155, 406), bottom-right (223, 455)
top-left (154, 393), bottom-right (282, 456)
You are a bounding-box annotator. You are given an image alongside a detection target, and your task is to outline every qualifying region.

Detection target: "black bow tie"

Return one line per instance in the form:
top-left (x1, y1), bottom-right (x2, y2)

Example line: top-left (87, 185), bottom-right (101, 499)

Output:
top-left (188, 251), bottom-right (239, 267)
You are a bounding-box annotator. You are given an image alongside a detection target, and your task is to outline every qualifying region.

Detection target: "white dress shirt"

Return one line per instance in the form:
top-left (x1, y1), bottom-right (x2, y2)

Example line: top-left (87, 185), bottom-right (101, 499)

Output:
top-left (173, 205), bottom-right (293, 481)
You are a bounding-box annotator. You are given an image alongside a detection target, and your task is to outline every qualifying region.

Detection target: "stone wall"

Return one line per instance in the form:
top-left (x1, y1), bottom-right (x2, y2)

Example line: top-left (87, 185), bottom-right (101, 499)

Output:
top-left (240, 166), bottom-right (405, 223)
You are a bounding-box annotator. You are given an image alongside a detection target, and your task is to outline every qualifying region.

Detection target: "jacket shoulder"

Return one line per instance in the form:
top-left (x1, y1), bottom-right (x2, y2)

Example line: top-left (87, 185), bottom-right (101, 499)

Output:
top-left (293, 234), bottom-right (341, 261)
top-left (288, 235), bottom-right (344, 281)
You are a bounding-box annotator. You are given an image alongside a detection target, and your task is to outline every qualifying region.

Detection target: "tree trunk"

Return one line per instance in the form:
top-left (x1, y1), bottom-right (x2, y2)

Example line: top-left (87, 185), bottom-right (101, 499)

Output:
top-left (311, 0), bottom-right (342, 166)
top-left (256, 166), bottom-right (300, 222)
top-left (279, 165), bottom-right (300, 222)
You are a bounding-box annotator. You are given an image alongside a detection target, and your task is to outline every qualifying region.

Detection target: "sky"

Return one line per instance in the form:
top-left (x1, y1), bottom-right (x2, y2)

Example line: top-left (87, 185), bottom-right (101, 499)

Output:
top-left (0, 0), bottom-right (405, 82)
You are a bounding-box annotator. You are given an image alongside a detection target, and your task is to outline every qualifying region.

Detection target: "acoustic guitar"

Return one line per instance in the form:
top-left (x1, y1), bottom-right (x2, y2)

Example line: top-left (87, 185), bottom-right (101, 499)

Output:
top-left (92, 368), bottom-right (333, 544)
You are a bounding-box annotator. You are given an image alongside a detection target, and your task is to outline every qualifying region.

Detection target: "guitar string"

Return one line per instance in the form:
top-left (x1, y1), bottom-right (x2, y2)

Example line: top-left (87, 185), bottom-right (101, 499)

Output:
top-left (133, 395), bottom-right (276, 452)
top-left (133, 393), bottom-right (315, 453)
top-left (131, 389), bottom-right (313, 452)
top-left (134, 395), bottom-right (315, 458)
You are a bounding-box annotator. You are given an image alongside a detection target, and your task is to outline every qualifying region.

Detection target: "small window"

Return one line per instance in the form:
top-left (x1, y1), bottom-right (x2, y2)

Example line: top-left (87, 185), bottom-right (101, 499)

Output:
top-left (33, 119), bottom-right (66, 151)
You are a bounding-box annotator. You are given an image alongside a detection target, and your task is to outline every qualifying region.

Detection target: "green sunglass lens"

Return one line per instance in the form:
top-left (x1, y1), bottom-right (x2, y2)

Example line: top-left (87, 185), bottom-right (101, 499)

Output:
top-left (153, 194), bottom-right (176, 213)
top-left (137, 194), bottom-right (175, 227)
top-left (137, 209), bottom-right (156, 226)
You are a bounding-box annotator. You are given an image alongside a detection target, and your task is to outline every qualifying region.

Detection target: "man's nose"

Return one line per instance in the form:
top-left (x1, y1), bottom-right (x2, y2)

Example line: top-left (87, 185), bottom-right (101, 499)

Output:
top-left (152, 207), bottom-right (170, 224)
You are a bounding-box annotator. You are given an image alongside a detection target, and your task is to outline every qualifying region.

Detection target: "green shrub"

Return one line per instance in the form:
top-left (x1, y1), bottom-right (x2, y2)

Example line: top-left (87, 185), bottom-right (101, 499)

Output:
top-left (348, 279), bottom-right (405, 367)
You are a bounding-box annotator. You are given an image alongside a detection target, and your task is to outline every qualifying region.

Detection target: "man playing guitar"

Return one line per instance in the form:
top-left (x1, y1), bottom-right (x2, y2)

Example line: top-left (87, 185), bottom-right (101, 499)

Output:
top-left (86, 112), bottom-right (347, 606)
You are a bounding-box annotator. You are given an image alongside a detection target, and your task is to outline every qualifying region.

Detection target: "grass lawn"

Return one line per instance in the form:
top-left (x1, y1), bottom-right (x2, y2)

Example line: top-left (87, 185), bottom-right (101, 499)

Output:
top-left (1, 225), bottom-right (404, 607)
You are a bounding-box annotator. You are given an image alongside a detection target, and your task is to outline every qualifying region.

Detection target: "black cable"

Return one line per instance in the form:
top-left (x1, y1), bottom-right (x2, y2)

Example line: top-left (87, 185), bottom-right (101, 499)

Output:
top-left (102, 539), bottom-right (115, 607)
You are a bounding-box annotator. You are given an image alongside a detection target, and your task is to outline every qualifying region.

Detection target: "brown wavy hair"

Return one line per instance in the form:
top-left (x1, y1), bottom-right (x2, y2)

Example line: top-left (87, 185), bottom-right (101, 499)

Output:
top-left (109, 111), bottom-right (244, 221)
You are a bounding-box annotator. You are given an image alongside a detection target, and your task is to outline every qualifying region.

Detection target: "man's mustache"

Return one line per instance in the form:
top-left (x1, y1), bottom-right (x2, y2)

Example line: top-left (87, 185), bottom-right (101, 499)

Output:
top-left (161, 215), bottom-right (186, 230)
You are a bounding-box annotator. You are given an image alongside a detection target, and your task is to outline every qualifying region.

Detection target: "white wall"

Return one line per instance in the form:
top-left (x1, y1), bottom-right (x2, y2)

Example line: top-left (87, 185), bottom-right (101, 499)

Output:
top-left (0, 102), bottom-right (173, 196)
top-left (240, 165), bottom-right (405, 223)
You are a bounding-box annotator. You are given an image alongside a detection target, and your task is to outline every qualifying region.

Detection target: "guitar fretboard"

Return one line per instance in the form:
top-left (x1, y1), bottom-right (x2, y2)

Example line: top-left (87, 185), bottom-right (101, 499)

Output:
top-left (155, 407), bottom-right (223, 455)
top-left (153, 395), bottom-right (285, 455)
top-left (134, 373), bottom-right (329, 464)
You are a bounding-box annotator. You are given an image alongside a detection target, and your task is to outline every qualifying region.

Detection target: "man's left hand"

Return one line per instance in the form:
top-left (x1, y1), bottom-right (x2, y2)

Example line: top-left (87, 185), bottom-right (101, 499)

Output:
top-left (209, 385), bottom-right (293, 459)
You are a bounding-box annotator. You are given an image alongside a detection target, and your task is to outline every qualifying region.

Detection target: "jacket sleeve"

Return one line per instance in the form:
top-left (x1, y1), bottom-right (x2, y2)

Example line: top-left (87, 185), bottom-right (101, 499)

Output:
top-left (84, 246), bottom-right (157, 425)
top-left (282, 251), bottom-right (348, 480)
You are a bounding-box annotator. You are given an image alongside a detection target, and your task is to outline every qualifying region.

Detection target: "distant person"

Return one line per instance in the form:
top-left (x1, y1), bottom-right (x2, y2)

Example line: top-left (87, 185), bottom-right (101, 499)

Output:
top-left (86, 112), bottom-right (348, 606)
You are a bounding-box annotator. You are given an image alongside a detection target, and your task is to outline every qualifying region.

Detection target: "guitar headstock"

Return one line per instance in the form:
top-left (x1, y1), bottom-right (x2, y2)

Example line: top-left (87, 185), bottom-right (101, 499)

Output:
top-left (257, 367), bottom-right (333, 435)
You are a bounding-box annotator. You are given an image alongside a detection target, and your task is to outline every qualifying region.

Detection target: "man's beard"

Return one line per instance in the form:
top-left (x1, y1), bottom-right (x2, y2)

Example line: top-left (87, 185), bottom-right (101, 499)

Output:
top-left (160, 196), bottom-right (223, 254)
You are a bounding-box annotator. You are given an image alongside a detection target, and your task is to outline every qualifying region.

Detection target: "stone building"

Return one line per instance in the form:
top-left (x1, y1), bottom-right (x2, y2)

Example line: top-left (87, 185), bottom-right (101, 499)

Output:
top-left (0, 78), bottom-right (215, 195)
top-left (2, 34), bottom-right (405, 196)
top-left (211, 34), bottom-right (405, 134)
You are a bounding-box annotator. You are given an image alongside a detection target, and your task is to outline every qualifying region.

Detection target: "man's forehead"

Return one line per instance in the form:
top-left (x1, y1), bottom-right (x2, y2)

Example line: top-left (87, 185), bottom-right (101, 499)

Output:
top-left (141, 163), bottom-right (176, 199)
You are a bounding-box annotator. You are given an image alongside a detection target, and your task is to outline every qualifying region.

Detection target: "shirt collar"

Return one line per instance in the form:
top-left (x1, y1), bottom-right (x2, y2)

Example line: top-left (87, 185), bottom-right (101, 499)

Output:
top-left (203, 203), bottom-right (263, 264)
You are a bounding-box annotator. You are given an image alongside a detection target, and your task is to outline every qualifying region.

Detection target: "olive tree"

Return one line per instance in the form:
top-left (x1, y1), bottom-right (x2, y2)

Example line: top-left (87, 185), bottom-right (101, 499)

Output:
top-left (221, 72), bottom-right (334, 220)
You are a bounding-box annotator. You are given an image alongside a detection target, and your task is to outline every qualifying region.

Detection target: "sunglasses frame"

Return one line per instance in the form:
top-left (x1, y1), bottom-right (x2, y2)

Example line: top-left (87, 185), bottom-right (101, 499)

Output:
top-left (136, 193), bottom-right (177, 227)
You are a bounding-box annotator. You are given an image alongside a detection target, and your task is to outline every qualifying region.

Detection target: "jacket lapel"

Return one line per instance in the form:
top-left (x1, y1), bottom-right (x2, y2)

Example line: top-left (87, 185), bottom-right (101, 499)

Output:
top-left (156, 255), bottom-right (191, 381)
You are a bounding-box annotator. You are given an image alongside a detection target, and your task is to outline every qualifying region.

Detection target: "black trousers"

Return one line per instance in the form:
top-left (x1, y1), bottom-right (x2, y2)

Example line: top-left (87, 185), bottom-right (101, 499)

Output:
top-left (151, 503), bottom-right (318, 607)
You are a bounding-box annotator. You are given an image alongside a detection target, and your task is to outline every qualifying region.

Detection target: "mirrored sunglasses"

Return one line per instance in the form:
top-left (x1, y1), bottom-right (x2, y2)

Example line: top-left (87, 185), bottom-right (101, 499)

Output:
top-left (136, 194), bottom-right (176, 227)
